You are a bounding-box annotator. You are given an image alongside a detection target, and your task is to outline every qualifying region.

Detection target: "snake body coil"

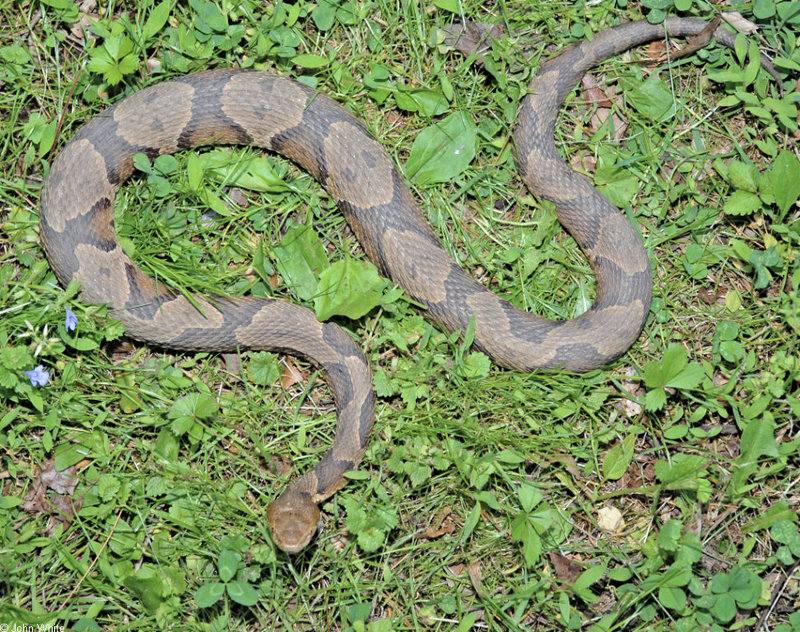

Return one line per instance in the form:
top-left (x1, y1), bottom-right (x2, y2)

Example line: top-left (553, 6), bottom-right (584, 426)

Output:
top-left (40, 18), bottom-right (779, 552)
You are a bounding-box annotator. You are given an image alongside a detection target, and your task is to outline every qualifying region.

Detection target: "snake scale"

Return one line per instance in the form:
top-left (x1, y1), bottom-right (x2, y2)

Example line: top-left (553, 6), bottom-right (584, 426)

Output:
top-left (40, 18), bottom-right (781, 552)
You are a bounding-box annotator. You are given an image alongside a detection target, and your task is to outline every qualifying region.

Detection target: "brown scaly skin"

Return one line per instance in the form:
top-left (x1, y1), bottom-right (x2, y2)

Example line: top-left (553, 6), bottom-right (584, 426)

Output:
top-left (39, 18), bottom-right (782, 552)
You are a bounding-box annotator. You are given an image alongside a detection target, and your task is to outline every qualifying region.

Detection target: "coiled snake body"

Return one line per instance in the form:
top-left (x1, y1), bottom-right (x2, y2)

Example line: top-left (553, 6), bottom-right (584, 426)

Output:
top-left (40, 18), bottom-right (780, 552)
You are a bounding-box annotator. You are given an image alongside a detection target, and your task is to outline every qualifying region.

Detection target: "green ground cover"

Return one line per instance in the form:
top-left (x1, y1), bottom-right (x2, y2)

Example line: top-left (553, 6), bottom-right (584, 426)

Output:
top-left (1, 0), bottom-right (799, 630)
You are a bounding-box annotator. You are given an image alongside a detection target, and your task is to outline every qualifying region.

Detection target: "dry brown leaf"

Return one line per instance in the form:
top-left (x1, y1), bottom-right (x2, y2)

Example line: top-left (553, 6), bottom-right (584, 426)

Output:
top-left (581, 74), bottom-right (613, 108)
top-left (698, 287), bottom-right (720, 304)
top-left (423, 507), bottom-right (455, 539)
top-left (549, 551), bottom-right (583, 583)
top-left (467, 561), bottom-right (485, 598)
top-left (281, 358), bottom-right (306, 390)
top-left (21, 459), bottom-right (82, 534)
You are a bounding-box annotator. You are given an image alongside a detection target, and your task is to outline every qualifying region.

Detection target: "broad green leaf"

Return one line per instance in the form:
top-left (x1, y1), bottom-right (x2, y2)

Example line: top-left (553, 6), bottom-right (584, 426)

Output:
top-left (343, 498), bottom-right (368, 532)
top-left (729, 238), bottom-right (752, 261)
top-left (356, 526), bottom-right (387, 552)
top-left (734, 33), bottom-right (749, 64)
top-left (408, 463), bottom-right (431, 487)
top-left (738, 417), bottom-right (779, 463)
top-left (348, 602), bottom-right (372, 624)
top-left (433, 0), bottom-right (461, 11)
top-left (666, 363), bottom-right (704, 390)
top-left (197, 188), bottom-right (229, 216)
top-left (0, 495), bottom-right (23, 509)
top-left (97, 474), bottom-right (122, 502)
top-left (654, 454), bottom-right (707, 491)
top-left (54, 442), bottom-right (89, 470)
top-left (724, 190), bottom-right (762, 216)
top-left (405, 111), bottom-right (476, 184)
top-left (495, 449), bottom-right (525, 464)
top-left (743, 37), bottom-right (762, 88)
top-left (186, 153), bottom-right (203, 190)
top-left (595, 156), bottom-right (640, 208)
top-left (37, 119), bottom-right (57, 155)
top-left (719, 340), bottom-right (745, 363)
top-left (311, 3), bottom-right (336, 30)
top-left (607, 566), bottom-right (632, 582)
top-left (727, 567), bottom-right (761, 608)
top-left (742, 395), bottom-right (770, 419)
top-left (658, 586), bottom-right (686, 611)
top-left (626, 76), bottom-right (676, 122)
top-left (573, 562), bottom-right (607, 589)
top-left (770, 520), bottom-right (799, 544)
top-left (571, 561), bottom-right (606, 602)
top-left (395, 87), bottom-right (449, 117)
top-left (638, 564), bottom-right (692, 592)
top-left (518, 482), bottom-right (542, 513)
top-left (169, 393), bottom-right (218, 421)
top-left (725, 289), bottom-right (743, 311)
top-left (123, 574), bottom-right (164, 613)
top-left (1, 44), bottom-right (33, 65)
top-left (643, 344), bottom-right (704, 393)
top-left (143, 1), bottom-right (172, 39)
top-left (292, 53), bottom-right (331, 69)
top-left (763, 96), bottom-right (798, 132)
top-left (461, 502), bottom-right (480, 542)
top-left (39, 0), bottom-right (80, 21)
top-left (707, 69), bottom-right (745, 85)
top-left (456, 351), bottom-right (490, 378)
top-left (226, 580), bottom-right (259, 606)
top-left (194, 582), bottom-right (225, 608)
top-left (246, 351), bottom-right (281, 385)
top-left (663, 424), bottom-right (688, 440)
top-left (712, 592), bottom-right (737, 623)
top-left (153, 154), bottom-right (179, 175)
top-left (742, 501), bottom-right (796, 533)
top-left (342, 498), bottom-right (397, 552)
top-left (676, 533), bottom-right (703, 566)
top-left (511, 514), bottom-right (542, 566)
top-left (198, 150), bottom-right (288, 192)
top-left (314, 257), bottom-right (387, 320)
top-left (658, 519), bottom-right (683, 553)
top-left (217, 550), bottom-right (240, 582)
top-left (753, 0), bottom-right (775, 20)
top-left (767, 150), bottom-right (800, 213)
top-left (521, 525), bottom-right (542, 567)
top-left (529, 505), bottom-right (553, 533)
top-left (274, 224), bottom-right (328, 301)
top-left (602, 433), bottom-right (635, 481)
top-left (727, 160), bottom-right (759, 193)
top-left (643, 344), bottom-right (685, 388)
top-left (716, 320), bottom-right (739, 341)
top-left (644, 387), bottom-right (667, 412)
top-left (191, 0), bottom-right (227, 32)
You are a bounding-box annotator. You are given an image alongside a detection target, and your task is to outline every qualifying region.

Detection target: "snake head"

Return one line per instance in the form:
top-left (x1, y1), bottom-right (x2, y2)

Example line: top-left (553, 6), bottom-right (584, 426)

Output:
top-left (266, 490), bottom-right (321, 553)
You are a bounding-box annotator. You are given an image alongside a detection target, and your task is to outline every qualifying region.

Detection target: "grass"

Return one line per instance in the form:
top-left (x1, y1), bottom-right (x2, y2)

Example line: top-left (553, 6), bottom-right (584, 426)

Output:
top-left (1, 0), bottom-right (799, 630)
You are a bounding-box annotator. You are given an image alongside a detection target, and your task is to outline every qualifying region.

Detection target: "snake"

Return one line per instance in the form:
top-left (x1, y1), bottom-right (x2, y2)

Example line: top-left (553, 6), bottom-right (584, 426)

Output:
top-left (39, 17), bottom-right (782, 552)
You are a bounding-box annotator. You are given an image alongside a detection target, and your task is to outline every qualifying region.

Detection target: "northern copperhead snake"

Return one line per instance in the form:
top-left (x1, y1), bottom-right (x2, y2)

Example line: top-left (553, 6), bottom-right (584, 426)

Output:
top-left (40, 18), bottom-right (781, 552)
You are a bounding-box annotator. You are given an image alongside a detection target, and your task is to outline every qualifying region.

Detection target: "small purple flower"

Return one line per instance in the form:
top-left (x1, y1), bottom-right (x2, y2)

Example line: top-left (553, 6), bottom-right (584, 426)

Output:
top-left (65, 307), bottom-right (78, 332)
top-left (24, 365), bottom-right (50, 387)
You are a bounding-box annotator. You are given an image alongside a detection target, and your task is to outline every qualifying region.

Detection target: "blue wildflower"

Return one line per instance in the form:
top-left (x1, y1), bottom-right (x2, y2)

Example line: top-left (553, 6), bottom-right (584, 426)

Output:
top-left (65, 307), bottom-right (78, 332)
top-left (24, 365), bottom-right (50, 387)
